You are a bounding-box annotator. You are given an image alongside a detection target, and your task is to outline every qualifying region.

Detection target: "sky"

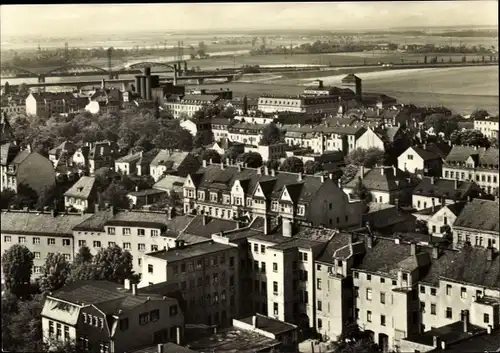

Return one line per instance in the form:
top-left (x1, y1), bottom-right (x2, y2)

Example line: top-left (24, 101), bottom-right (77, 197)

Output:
top-left (1, 2), bottom-right (498, 37)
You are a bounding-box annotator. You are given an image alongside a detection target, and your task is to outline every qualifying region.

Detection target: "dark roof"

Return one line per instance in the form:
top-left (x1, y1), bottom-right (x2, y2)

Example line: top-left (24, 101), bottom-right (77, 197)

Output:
top-left (115, 151), bottom-right (143, 164)
top-left (11, 149), bottom-right (31, 165)
top-left (130, 343), bottom-right (197, 353)
top-left (182, 215), bottom-right (239, 238)
top-left (73, 209), bottom-right (114, 231)
top-left (410, 146), bottom-right (441, 161)
top-left (342, 74), bottom-right (361, 83)
top-left (127, 189), bottom-right (166, 197)
top-left (49, 280), bottom-right (176, 315)
top-left (150, 150), bottom-right (191, 168)
top-left (238, 314), bottom-right (297, 335)
top-left (105, 211), bottom-right (192, 233)
top-left (146, 241), bottom-right (234, 263)
top-left (453, 199), bottom-right (499, 233)
top-left (193, 164), bottom-right (328, 204)
top-left (413, 177), bottom-right (478, 200)
top-left (1, 211), bottom-right (93, 236)
top-left (445, 146), bottom-right (499, 169)
top-left (315, 232), bottom-right (359, 264)
top-left (64, 176), bottom-right (97, 199)
top-left (441, 329), bottom-right (500, 353)
top-left (404, 321), bottom-right (485, 347)
top-left (181, 94), bottom-right (219, 103)
top-left (0, 143), bottom-right (20, 165)
top-left (344, 166), bottom-right (409, 192)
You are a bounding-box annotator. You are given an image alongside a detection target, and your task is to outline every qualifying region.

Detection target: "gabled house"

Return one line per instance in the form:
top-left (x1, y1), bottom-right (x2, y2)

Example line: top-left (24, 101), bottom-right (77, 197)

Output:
top-left (88, 141), bottom-right (119, 175)
top-left (0, 144), bottom-right (55, 194)
top-left (412, 176), bottom-right (483, 210)
top-left (343, 166), bottom-right (416, 205)
top-left (397, 144), bottom-right (443, 176)
top-left (48, 141), bottom-right (77, 168)
top-left (150, 150), bottom-right (200, 182)
top-left (452, 198), bottom-right (499, 251)
top-left (70, 146), bottom-right (90, 170)
top-left (413, 202), bottom-right (466, 238)
top-left (115, 152), bottom-right (143, 176)
top-left (64, 176), bottom-right (98, 212)
top-left (442, 146), bottom-right (499, 195)
top-left (41, 280), bottom-right (184, 353)
top-left (355, 127), bottom-right (386, 151)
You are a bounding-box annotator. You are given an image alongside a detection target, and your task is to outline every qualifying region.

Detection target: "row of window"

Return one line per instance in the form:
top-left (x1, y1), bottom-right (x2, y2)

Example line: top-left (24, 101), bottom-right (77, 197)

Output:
top-left (165, 272), bottom-right (236, 290)
top-left (3, 236), bottom-right (71, 246)
top-left (48, 320), bottom-right (70, 340)
top-left (139, 309), bottom-right (162, 325)
top-left (444, 170), bottom-right (498, 182)
top-left (83, 313), bottom-right (104, 328)
top-left (79, 240), bottom-right (159, 252)
top-left (172, 256), bottom-right (235, 274)
top-left (106, 227), bottom-right (160, 237)
top-left (456, 235), bottom-right (496, 248)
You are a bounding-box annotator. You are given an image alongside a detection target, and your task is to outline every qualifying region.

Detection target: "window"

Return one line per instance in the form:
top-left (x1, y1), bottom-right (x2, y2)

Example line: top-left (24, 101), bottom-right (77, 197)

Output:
top-left (261, 262), bottom-right (266, 272)
top-left (260, 245), bottom-right (266, 254)
top-left (445, 307), bottom-right (452, 319)
top-left (151, 230), bottom-right (159, 237)
top-left (49, 321), bottom-right (54, 335)
top-left (108, 227), bottom-right (115, 235)
top-left (33, 237), bottom-right (40, 244)
top-left (366, 288), bottom-right (372, 301)
top-left (381, 315), bottom-right (386, 326)
top-left (98, 318), bottom-right (104, 328)
top-left (354, 271), bottom-right (359, 279)
top-left (484, 313), bottom-right (490, 323)
top-left (318, 318), bottom-right (323, 330)
top-left (93, 241), bottom-right (101, 248)
top-left (62, 239), bottom-right (71, 246)
top-left (408, 154), bottom-right (414, 160)
top-left (139, 312), bottom-right (149, 325)
top-left (367, 311), bottom-right (372, 322)
top-left (64, 254), bottom-right (71, 261)
top-left (108, 241), bottom-right (115, 247)
top-left (123, 242), bottom-right (131, 250)
top-left (3, 235), bottom-right (11, 242)
top-left (273, 281), bottom-right (278, 294)
top-left (420, 285), bottom-right (425, 294)
top-left (148, 264), bottom-right (154, 274)
top-left (380, 292), bottom-right (386, 304)
top-left (56, 322), bottom-right (62, 337)
top-left (138, 229), bottom-right (145, 236)
top-left (138, 243), bottom-right (145, 251)
top-left (380, 277), bottom-right (385, 283)
top-left (229, 257), bottom-right (234, 267)
top-left (151, 245), bottom-right (158, 252)
top-left (48, 238), bottom-right (55, 245)
top-left (34, 252), bottom-right (41, 259)
top-left (354, 286), bottom-right (359, 297)
top-left (170, 305), bottom-right (178, 316)
top-left (273, 263), bottom-right (278, 272)
top-left (431, 304), bottom-right (436, 315)
top-left (18, 236), bottom-right (26, 243)
top-left (78, 240), bottom-right (86, 247)
top-left (317, 300), bottom-right (322, 311)
top-left (150, 309), bottom-right (160, 322)
top-left (430, 288), bottom-right (437, 296)
top-left (460, 287), bottom-right (467, 299)
top-left (123, 228), bottom-right (131, 235)
top-left (273, 302), bottom-right (279, 315)
top-left (317, 278), bottom-right (322, 290)
top-left (34, 266), bottom-right (42, 274)
top-left (446, 284), bottom-right (452, 295)
top-left (366, 274), bottom-right (371, 281)
top-left (83, 313), bottom-right (88, 323)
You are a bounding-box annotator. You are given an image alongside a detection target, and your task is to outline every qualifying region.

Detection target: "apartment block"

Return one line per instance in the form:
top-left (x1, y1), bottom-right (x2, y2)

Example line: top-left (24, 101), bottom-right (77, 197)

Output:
top-left (41, 280), bottom-right (184, 353)
top-left (257, 95), bottom-right (340, 114)
top-left (442, 146), bottom-right (499, 195)
top-left (164, 95), bottom-right (220, 119)
top-left (474, 115), bottom-right (499, 140)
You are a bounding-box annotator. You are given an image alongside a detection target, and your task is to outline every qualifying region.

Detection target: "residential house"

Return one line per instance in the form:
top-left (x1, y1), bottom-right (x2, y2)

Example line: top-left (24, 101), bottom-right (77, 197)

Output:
top-left (48, 141), bottom-right (77, 168)
top-left (140, 239), bottom-right (240, 327)
top-left (127, 189), bottom-right (167, 208)
top-left (86, 86), bottom-right (122, 114)
top-left (153, 175), bottom-right (187, 198)
top-left (343, 166), bottom-right (416, 206)
top-left (88, 141), bottom-right (119, 175)
top-left (0, 144), bottom-right (56, 194)
top-left (26, 92), bottom-right (87, 117)
top-left (150, 150), bottom-right (200, 182)
top-left (398, 145), bottom-right (444, 177)
top-left (356, 127), bottom-right (386, 151)
top-left (71, 146), bottom-right (91, 171)
top-left (164, 95), bottom-right (220, 119)
top-left (442, 146), bottom-right (499, 195)
top-left (210, 117), bottom-right (232, 141)
top-left (474, 115), bottom-right (499, 140)
top-left (0, 210), bottom-right (93, 278)
top-left (115, 152), bottom-right (145, 176)
top-left (64, 176), bottom-right (98, 212)
top-left (180, 118), bottom-right (212, 137)
top-left (72, 209), bottom-right (192, 274)
top-left (244, 143), bottom-right (288, 162)
top-left (257, 95), bottom-right (340, 114)
top-left (412, 202), bottom-right (466, 238)
top-left (285, 150), bottom-right (345, 173)
top-left (412, 177), bottom-right (483, 211)
top-left (182, 161), bottom-right (365, 230)
top-left (187, 314), bottom-right (299, 353)
top-left (452, 198), bottom-right (499, 251)
top-left (228, 122), bottom-right (266, 146)
top-left (1, 94), bottom-right (27, 116)
top-left (41, 280), bottom-right (184, 353)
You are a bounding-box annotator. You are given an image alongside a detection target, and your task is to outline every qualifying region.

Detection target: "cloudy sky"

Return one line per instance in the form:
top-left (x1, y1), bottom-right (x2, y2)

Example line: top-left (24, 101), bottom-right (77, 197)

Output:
top-left (1, 2), bottom-right (498, 37)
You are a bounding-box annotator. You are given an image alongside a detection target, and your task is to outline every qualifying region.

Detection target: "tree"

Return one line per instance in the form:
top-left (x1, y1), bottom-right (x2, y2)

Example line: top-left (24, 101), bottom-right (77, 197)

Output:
top-left (8, 183), bottom-right (39, 209)
top-left (340, 164), bottom-right (359, 184)
top-left (449, 129), bottom-right (490, 147)
top-left (352, 178), bottom-right (373, 204)
top-left (6, 294), bottom-right (45, 352)
top-left (94, 245), bottom-right (135, 284)
top-left (470, 109), bottom-right (489, 120)
top-left (345, 147), bottom-right (385, 168)
top-left (100, 182), bottom-right (131, 209)
top-left (201, 149), bottom-right (222, 163)
top-left (416, 219), bottom-right (429, 234)
top-left (193, 130), bottom-right (214, 148)
top-left (0, 188), bottom-right (15, 209)
top-left (490, 137), bottom-right (499, 148)
top-left (37, 253), bottom-right (72, 294)
top-left (260, 122), bottom-right (282, 146)
top-left (35, 184), bottom-right (55, 210)
top-left (153, 123), bottom-right (193, 151)
top-left (332, 323), bottom-right (379, 353)
top-left (237, 152), bottom-right (263, 168)
top-left (1, 245), bottom-right (34, 298)
top-left (424, 113), bottom-right (459, 138)
top-left (304, 160), bottom-right (323, 174)
top-left (222, 146), bottom-right (243, 163)
top-left (74, 246), bottom-right (93, 266)
top-left (280, 156), bottom-right (304, 173)
top-left (266, 159), bottom-right (281, 171)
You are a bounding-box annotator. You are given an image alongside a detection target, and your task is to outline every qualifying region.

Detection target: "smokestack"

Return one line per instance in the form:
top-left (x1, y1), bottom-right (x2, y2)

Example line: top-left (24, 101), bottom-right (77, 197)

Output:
top-left (176, 326), bottom-right (182, 345)
top-left (462, 310), bottom-right (469, 332)
top-left (132, 283), bottom-right (137, 296)
top-left (252, 315), bottom-right (257, 328)
top-left (410, 242), bottom-right (417, 256)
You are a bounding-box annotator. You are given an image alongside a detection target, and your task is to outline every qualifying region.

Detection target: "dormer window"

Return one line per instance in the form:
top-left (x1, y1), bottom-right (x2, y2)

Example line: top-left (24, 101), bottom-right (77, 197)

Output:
top-left (271, 201), bottom-right (278, 211)
top-left (198, 191), bottom-right (205, 200)
top-left (210, 192), bottom-right (218, 202)
top-left (297, 205), bottom-right (306, 216)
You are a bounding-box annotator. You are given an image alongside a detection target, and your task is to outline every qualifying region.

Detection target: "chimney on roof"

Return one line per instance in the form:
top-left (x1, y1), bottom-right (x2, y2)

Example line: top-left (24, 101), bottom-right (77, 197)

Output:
top-left (298, 172), bottom-right (303, 181)
top-left (487, 247), bottom-right (493, 261)
top-left (135, 185), bottom-right (139, 192)
top-left (166, 207), bottom-right (174, 220)
top-left (360, 165), bottom-right (365, 179)
top-left (320, 175), bottom-right (325, 183)
top-left (454, 179), bottom-right (459, 190)
top-left (176, 326), bottom-right (182, 345)
top-left (431, 198), bottom-right (435, 213)
top-left (431, 176), bottom-right (435, 185)
top-left (433, 336), bottom-right (439, 349)
top-left (380, 167), bottom-right (385, 176)
top-left (487, 325), bottom-right (492, 334)
top-left (220, 162), bottom-right (224, 170)
top-left (124, 279), bottom-right (131, 290)
top-left (271, 169), bottom-right (276, 177)
top-left (202, 214), bottom-right (209, 226)
top-left (365, 233), bottom-right (373, 249)
top-left (131, 283), bottom-right (137, 296)
top-left (237, 164), bottom-right (242, 172)
top-left (264, 166), bottom-right (269, 175)
top-left (226, 158), bottom-right (230, 165)
top-left (410, 242), bottom-right (417, 256)
top-left (257, 167), bottom-right (262, 175)
top-left (252, 315), bottom-right (258, 328)
top-left (462, 310), bottom-right (469, 333)
top-left (94, 203), bottom-right (99, 213)
top-left (209, 158), bottom-right (213, 165)
top-left (392, 166), bottom-right (396, 175)
top-left (328, 173), bottom-right (333, 180)
top-left (202, 160), bottom-right (207, 168)
top-left (432, 245), bottom-right (440, 259)
top-left (157, 344), bottom-right (164, 353)
top-left (448, 140), bottom-right (452, 146)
